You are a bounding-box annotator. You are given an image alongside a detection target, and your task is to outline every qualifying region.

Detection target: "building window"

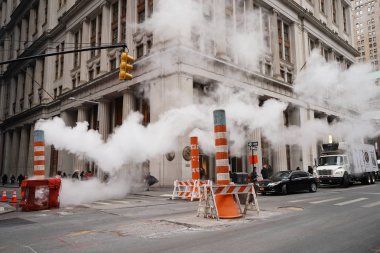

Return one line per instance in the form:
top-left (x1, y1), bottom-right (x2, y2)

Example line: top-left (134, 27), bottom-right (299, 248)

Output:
top-left (90, 19), bottom-right (96, 58)
top-left (54, 88), bottom-right (57, 98)
top-left (73, 30), bottom-right (81, 68)
top-left (34, 3), bottom-right (39, 34)
top-left (332, 0), bottom-right (337, 23)
top-left (97, 14), bottom-right (102, 55)
top-left (148, 0), bottom-right (153, 18)
top-left (44, 0), bottom-right (48, 24)
top-left (278, 20), bottom-right (291, 62)
top-left (343, 7), bottom-right (347, 32)
top-left (320, 0), bottom-right (325, 14)
top-left (137, 44), bottom-right (144, 58)
top-left (55, 46), bottom-right (59, 80)
top-left (60, 42), bottom-right (64, 77)
top-left (111, 2), bottom-right (118, 44)
top-left (110, 58), bottom-right (116, 70)
top-left (58, 85), bottom-right (62, 96)
top-left (264, 63), bottom-right (271, 76)
top-left (89, 69), bottom-right (94, 81)
top-left (138, 0), bottom-right (145, 24)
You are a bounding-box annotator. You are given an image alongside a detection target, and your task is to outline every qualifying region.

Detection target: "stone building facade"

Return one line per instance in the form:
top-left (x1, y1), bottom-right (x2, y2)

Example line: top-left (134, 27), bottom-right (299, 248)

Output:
top-left (0, 0), bottom-right (358, 186)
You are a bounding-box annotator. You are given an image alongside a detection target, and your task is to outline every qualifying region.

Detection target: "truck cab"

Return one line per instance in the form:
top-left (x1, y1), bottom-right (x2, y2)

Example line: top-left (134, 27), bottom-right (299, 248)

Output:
top-left (317, 154), bottom-right (349, 185)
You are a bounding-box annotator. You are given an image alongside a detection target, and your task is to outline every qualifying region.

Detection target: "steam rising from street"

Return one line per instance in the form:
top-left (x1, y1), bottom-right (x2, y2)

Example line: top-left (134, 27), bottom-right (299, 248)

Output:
top-left (34, 0), bottom-right (380, 205)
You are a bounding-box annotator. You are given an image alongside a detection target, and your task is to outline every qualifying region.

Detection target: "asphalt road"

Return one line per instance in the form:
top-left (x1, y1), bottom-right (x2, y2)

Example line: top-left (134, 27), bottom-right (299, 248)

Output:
top-left (0, 183), bottom-right (379, 253)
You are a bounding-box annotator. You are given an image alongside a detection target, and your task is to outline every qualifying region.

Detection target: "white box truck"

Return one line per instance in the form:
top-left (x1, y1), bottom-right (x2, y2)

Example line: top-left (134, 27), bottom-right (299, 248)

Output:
top-left (316, 142), bottom-right (378, 187)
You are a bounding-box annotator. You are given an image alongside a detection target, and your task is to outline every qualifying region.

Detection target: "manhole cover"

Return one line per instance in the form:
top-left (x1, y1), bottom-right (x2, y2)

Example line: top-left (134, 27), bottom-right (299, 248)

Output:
top-left (0, 218), bottom-right (36, 227)
top-left (277, 206), bottom-right (304, 211)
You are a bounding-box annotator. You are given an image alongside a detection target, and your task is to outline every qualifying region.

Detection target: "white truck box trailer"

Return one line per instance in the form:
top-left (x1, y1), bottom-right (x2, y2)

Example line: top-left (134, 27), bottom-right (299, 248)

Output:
top-left (316, 142), bottom-right (378, 187)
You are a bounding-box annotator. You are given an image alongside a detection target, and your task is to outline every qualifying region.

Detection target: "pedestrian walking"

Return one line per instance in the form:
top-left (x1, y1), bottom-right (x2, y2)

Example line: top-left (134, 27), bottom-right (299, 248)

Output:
top-left (10, 175), bottom-right (15, 184)
top-left (308, 166), bottom-right (313, 175)
top-left (17, 174), bottom-right (24, 187)
top-left (261, 164), bottom-right (269, 179)
top-left (2, 174), bottom-right (8, 186)
top-left (72, 170), bottom-right (80, 180)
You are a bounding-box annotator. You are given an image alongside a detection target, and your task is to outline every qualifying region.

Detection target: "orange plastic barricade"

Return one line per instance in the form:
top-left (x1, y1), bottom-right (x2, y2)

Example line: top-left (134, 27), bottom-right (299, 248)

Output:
top-left (19, 178), bottom-right (61, 211)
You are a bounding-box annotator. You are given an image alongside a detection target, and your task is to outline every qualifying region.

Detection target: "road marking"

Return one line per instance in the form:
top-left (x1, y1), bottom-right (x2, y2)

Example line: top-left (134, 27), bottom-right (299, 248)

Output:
top-left (93, 201), bottom-right (111, 205)
top-left (334, 198), bottom-right (368, 206)
top-left (288, 197), bottom-right (323, 203)
top-left (110, 200), bottom-right (130, 204)
top-left (360, 192), bottom-right (380, 195)
top-left (310, 197), bottom-right (344, 204)
top-left (362, 201), bottom-right (380, 208)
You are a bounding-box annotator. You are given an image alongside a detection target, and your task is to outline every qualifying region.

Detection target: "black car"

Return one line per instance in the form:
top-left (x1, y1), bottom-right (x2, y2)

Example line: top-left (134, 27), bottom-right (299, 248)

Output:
top-left (257, 170), bottom-right (318, 195)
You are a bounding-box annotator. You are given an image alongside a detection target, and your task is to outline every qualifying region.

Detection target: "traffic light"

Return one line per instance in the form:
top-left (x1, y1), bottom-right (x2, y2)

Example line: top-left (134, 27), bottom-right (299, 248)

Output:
top-left (119, 52), bottom-right (134, 80)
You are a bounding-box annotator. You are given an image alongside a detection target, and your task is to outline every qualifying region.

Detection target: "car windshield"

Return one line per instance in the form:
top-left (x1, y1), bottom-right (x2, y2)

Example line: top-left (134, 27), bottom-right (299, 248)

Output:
top-left (271, 171), bottom-right (291, 181)
top-left (319, 156), bottom-right (342, 166)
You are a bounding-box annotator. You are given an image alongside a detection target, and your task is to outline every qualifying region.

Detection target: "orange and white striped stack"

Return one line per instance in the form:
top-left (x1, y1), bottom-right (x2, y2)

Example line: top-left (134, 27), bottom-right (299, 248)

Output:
top-left (33, 130), bottom-right (45, 179)
top-left (213, 110), bottom-right (231, 185)
top-left (190, 136), bottom-right (200, 181)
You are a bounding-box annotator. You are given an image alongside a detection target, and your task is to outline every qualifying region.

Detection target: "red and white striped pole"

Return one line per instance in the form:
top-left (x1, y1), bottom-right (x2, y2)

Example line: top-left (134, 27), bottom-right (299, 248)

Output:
top-left (190, 137), bottom-right (200, 180)
top-left (213, 109), bottom-right (241, 218)
top-left (33, 130), bottom-right (45, 179)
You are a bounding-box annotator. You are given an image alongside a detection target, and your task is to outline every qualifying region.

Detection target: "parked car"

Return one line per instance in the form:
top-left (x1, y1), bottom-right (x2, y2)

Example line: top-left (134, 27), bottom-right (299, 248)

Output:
top-left (257, 170), bottom-right (319, 195)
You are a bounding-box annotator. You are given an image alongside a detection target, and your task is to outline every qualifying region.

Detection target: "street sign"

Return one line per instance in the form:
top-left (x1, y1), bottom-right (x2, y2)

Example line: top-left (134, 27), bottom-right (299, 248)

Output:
top-left (248, 141), bottom-right (258, 150)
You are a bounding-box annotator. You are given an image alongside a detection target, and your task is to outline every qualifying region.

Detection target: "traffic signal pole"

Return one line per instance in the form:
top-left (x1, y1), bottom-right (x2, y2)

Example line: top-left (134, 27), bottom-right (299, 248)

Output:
top-left (0, 43), bottom-right (128, 65)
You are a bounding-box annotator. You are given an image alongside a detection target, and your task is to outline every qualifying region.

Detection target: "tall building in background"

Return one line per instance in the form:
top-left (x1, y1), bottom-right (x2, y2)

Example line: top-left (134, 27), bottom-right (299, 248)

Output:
top-left (0, 0), bottom-right (360, 186)
top-left (352, 0), bottom-right (380, 69)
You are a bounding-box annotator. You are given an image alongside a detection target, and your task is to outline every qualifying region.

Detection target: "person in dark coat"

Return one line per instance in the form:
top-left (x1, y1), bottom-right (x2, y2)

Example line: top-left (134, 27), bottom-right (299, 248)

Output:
top-left (308, 166), bottom-right (314, 175)
top-left (17, 174), bottom-right (24, 187)
top-left (2, 174), bottom-right (7, 186)
top-left (10, 175), bottom-right (16, 184)
top-left (261, 165), bottom-right (269, 179)
top-left (72, 170), bottom-right (80, 180)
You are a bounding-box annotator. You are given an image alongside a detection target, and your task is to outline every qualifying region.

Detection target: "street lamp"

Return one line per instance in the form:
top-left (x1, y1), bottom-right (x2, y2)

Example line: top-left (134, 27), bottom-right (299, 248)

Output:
top-left (68, 97), bottom-right (99, 104)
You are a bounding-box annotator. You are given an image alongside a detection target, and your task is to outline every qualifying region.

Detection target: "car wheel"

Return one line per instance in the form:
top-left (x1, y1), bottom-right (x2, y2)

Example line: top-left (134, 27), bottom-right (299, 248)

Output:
top-left (281, 184), bottom-right (287, 195)
top-left (309, 183), bottom-right (317, 192)
top-left (367, 173), bottom-right (372, 185)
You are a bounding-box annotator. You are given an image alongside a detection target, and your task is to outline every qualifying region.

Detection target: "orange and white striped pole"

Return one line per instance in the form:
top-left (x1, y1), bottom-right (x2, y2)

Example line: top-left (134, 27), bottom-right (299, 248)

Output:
top-left (33, 130), bottom-right (45, 179)
top-left (213, 109), bottom-right (241, 218)
top-left (190, 137), bottom-right (200, 181)
top-left (213, 110), bottom-right (231, 185)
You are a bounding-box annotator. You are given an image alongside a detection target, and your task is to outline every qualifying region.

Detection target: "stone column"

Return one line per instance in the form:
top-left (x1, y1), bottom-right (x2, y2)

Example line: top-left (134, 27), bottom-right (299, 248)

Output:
top-left (20, 18), bottom-right (28, 52)
top-left (74, 107), bottom-right (89, 172)
top-left (100, 3), bottom-right (111, 72)
top-left (214, 0), bottom-right (229, 60)
top-left (2, 131), bottom-right (12, 176)
top-left (0, 81), bottom-right (5, 120)
top-left (97, 100), bottom-right (110, 179)
top-left (309, 109), bottom-right (318, 167)
top-left (272, 112), bottom-right (288, 172)
top-left (0, 131), bottom-right (3, 174)
top-left (10, 129), bottom-right (20, 177)
top-left (122, 91), bottom-right (135, 120)
top-left (300, 106), bottom-right (310, 170)
top-left (27, 124), bottom-right (35, 177)
top-left (17, 125), bottom-right (30, 176)
top-left (80, 19), bottom-right (90, 82)
top-left (271, 9), bottom-right (281, 77)
top-left (251, 128), bottom-right (263, 175)
top-left (59, 111), bottom-right (76, 175)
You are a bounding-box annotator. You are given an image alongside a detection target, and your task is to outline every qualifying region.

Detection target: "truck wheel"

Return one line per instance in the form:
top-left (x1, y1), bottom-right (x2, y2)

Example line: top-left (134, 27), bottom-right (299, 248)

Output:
top-left (281, 184), bottom-right (287, 195)
top-left (370, 173), bottom-right (375, 184)
top-left (309, 183), bottom-right (317, 192)
top-left (341, 174), bottom-right (349, 188)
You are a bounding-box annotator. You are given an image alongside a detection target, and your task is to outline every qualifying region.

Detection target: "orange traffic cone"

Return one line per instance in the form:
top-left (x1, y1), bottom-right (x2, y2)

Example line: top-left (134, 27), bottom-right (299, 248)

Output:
top-left (215, 195), bottom-right (242, 219)
top-left (1, 191), bottom-right (7, 202)
top-left (10, 191), bottom-right (17, 203)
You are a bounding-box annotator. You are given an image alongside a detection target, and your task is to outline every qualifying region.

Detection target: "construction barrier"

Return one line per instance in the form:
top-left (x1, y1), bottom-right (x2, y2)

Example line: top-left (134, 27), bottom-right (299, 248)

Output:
top-left (197, 183), bottom-right (260, 220)
top-left (172, 179), bottom-right (210, 201)
top-left (19, 178), bottom-right (61, 211)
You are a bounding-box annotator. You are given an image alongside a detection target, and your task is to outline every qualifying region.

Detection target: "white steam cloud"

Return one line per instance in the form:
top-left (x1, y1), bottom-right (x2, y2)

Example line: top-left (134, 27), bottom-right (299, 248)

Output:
top-left (33, 0), bottom-right (380, 205)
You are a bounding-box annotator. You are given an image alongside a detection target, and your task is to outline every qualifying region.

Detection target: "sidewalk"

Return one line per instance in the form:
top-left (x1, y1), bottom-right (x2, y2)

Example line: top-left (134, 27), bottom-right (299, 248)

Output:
top-left (132, 186), bottom-right (173, 198)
